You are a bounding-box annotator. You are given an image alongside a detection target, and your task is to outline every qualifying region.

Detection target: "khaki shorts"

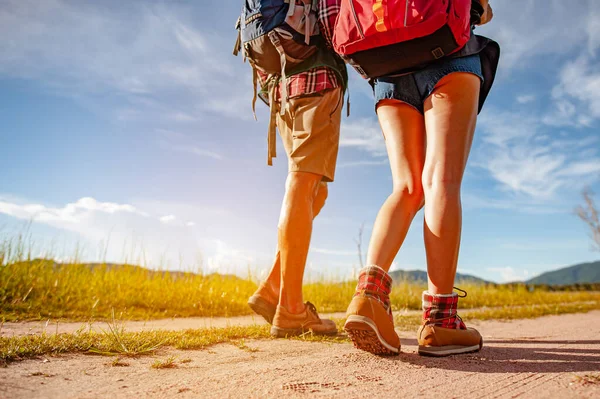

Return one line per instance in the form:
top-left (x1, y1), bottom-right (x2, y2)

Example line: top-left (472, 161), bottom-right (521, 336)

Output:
top-left (276, 87), bottom-right (343, 183)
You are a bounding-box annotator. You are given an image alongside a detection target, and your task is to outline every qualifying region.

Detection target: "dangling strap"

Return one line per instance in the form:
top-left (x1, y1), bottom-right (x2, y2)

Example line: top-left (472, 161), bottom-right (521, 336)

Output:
top-left (267, 82), bottom-right (278, 166)
top-left (268, 31), bottom-right (288, 116)
top-left (303, 3), bottom-right (311, 45)
top-left (233, 18), bottom-right (242, 56)
top-left (346, 85), bottom-right (351, 117)
top-left (251, 67), bottom-right (258, 121)
top-left (233, 32), bottom-right (241, 56)
top-left (287, 0), bottom-right (296, 17)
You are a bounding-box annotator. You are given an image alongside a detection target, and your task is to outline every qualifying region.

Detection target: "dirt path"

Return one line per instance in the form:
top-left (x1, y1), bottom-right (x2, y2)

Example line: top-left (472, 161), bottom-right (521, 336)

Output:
top-left (1, 310), bottom-right (421, 336)
top-left (0, 312), bottom-right (343, 336)
top-left (1, 311), bottom-right (599, 398)
top-left (2, 303), bottom-right (577, 337)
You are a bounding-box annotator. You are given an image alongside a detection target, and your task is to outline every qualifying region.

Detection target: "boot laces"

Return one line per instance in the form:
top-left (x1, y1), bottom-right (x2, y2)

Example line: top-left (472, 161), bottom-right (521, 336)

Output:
top-left (453, 286), bottom-right (467, 298)
top-left (305, 301), bottom-right (319, 316)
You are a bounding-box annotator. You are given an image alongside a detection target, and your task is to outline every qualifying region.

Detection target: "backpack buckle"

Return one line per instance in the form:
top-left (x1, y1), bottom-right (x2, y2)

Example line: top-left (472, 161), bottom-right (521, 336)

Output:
top-left (431, 47), bottom-right (445, 59)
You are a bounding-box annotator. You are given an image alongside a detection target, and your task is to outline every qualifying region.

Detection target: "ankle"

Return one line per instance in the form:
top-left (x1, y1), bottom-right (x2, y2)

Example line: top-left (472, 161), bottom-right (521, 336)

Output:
top-left (422, 291), bottom-right (466, 330)
top-left (279, 301), bottom-right (306, 315)
top-left (354, 265), bottom-right (393, 319)
top-left (256, 283), bottom-right (279, 304)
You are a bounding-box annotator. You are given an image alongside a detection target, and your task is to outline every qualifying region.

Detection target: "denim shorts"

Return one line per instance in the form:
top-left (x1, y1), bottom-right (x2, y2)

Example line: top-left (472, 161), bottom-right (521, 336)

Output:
top-left (372, 54), bottom-right (484, 113)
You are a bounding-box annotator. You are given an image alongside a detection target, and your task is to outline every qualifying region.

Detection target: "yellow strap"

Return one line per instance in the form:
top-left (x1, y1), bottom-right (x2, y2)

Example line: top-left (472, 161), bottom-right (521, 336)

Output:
top-left (233, 24), bottom-right (241, 56)
top-left (373, 0), bottom-right (388, 32)
top-left (267, 82), bottom-right (278, 166)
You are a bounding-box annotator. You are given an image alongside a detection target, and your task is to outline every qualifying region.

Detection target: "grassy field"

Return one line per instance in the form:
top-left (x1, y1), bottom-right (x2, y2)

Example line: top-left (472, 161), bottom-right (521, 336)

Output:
top-left (2, 236), bottom-right (600, 365)
top-left (1, 256), bottom-right (599, 322)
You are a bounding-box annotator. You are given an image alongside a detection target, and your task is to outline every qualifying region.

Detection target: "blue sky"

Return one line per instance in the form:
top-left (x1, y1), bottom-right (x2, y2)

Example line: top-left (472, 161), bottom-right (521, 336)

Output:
top-left (1, 0), bottom-right (599, 283)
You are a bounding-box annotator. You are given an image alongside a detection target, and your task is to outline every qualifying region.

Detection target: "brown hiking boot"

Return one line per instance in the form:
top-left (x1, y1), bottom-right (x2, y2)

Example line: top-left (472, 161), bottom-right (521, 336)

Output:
top-left (344, 266), bottom-right (400, 356)
top-left (417, 290), bottom-right (483, 357)
top-left (270, 302), bottom-right (337, 337)
top-left (417, 322), bottom-right (482, 356)
top-left (247, 284), bottom-right (278, 324)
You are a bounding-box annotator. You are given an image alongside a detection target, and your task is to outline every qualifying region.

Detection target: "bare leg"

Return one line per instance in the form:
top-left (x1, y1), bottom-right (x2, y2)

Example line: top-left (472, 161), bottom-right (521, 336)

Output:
top-left (258, 182), bottom-right (328, 303)
top-left (422, 73), bottom-right (480, 294)
top-left (365, 100), bottom-right (426, 272)
top-left (276, 172), bottom-right (324, 314)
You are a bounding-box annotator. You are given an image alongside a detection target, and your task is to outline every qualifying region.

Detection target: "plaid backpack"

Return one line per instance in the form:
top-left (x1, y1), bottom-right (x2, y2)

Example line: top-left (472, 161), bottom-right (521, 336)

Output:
top-left (332, 0), bottom-right (481, 78)
top-left (234, 0), bottom-right (322, 117)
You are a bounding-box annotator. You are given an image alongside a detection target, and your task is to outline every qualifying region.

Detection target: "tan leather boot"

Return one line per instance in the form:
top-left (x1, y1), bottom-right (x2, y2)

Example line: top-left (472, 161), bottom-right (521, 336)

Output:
top-left (248, 295), bottom-right (276, 324)
top-left (345, 294), bottom-right (400, 355)
top-left (417, 322), bottom-right (482, 356)
top-left (344, 265), bottom-right (400, 355)
top-left (417, 291), bottom-right (483, 356)
top-left (270, 302), bottom-right (337, 337)
top-left (247, 283), bottom-right (278, 324)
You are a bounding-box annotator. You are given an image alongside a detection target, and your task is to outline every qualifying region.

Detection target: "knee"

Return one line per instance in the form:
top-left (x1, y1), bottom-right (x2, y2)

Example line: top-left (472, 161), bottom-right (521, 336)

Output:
top-left (422, 164), bottom-right (463, 199)
top-left (284, 172), bottom-right (322, 204)
top-left (313, 183), bottom-right (328, 214)
top-left (390, 176), bottom-right (424, 212)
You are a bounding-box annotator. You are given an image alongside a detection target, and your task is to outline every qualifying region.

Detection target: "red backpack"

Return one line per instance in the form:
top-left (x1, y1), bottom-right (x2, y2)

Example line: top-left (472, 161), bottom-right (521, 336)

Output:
top-left (333, 0), bottom-right (474, 78)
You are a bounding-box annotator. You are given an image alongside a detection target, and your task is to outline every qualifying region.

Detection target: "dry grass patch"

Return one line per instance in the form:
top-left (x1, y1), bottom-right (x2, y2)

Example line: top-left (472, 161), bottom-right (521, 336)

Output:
top-left (573, 374), bottom-right (600, 385)
top-left (151, 356), bottom-right (178, 369)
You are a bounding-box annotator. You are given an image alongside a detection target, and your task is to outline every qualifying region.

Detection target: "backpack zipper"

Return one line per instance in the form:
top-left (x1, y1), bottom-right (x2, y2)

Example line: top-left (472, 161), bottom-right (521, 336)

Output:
top-left (404, 0), bottom-right (409, 26)
top-left (349, 0), bottom-right (365, 38)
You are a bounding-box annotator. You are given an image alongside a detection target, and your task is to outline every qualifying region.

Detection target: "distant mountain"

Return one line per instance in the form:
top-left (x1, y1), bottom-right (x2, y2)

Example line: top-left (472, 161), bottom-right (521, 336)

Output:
top-left (526, 260), bottom-right (600, 285)
top-left (389, 269), bottom-right (490, 285)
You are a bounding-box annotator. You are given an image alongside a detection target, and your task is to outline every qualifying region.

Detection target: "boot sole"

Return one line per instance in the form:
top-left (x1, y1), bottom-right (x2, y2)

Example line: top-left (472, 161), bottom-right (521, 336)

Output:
top-left (247, 295), bottom-right (276, 325)
top-left (270, 326), bottom-right (338, 338)
top-left (344, 315), bottom-right (400, 356)
top-left (418, 338), bottom-right (483, 357)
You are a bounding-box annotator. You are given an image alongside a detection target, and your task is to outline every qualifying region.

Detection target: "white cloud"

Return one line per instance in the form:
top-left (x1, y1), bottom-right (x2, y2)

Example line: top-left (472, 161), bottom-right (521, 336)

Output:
top-left (340, 118), bottom-right (386, 157)
top-left (337, 159), bottom-right (389, 168)
top-left (516, 95), bottom-right (535, 104)
top-left (475, 108), bottom-right (600, 200)
top-left (477, 0), bottom-right (600, 71)
top-left (0, 0), bottom-right (250, 124)
top-left (0, 197), bottom-right (147, 227)
top-left (311, 247), bottom-right (356, 256)
top-left (0, 196), bottom-right (271, 274)
top-left (461, 192), bottom-right (563, 214)
top-left (205, 239), bottom-right (268, 275)
top-left (159, 215), bottom-right (176, 224)
top-left (587, 5), bottom-right (600, 56)
top-left (487, 267), bottom-right (530, 283)
top-left (164, 143), bottom-right (223, 160)
top-left (549, 56), bottom-right (600, 125)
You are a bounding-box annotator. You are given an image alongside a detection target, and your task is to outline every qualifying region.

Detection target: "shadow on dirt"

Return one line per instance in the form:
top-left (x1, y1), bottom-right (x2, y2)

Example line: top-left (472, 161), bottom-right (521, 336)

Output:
top-left (392, 338), bottom-right (600, 373)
